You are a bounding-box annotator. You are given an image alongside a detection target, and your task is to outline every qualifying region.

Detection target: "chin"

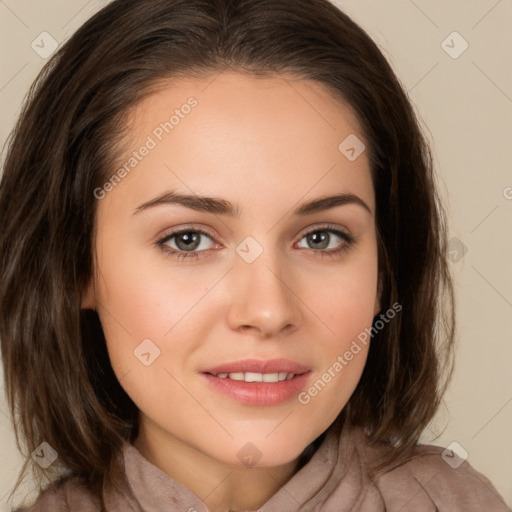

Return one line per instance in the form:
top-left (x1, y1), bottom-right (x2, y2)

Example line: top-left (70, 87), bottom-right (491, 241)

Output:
top-left (212, 435), bottom-right (312, 469)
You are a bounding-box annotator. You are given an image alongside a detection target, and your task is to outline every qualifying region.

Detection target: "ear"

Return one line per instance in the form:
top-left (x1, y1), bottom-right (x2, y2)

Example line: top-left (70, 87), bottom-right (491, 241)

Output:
top-left (81, 276), bottom-right (96, 310)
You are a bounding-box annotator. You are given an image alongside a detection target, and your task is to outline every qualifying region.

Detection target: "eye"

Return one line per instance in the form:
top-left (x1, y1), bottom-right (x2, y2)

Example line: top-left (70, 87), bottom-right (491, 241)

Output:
top-left (155, 225), bottom-right (354, 261)
top-left (296, 227), bottom-right (353, 256)
top-left (156, 229), bottom-right (217, 260)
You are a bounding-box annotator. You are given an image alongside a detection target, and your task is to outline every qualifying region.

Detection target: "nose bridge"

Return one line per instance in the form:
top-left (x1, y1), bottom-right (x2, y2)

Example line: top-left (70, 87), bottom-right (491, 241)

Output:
top-left (226, 236), bottom-right (301, 335)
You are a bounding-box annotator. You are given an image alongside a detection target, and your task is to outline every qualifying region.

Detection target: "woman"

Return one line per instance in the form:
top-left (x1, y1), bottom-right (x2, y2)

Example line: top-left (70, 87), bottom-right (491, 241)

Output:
top-left (0, 0), bottom-right (509, 510)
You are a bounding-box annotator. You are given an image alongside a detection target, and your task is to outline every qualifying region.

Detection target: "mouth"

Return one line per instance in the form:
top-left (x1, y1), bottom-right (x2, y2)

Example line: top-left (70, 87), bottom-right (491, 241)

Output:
top-left (200, 358), bottom-right (311, 406)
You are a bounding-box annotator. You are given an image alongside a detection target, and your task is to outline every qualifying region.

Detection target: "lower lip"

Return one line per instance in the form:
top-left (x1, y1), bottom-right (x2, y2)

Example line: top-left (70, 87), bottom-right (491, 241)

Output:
top-left (201, 372), bottom-right (311, 406)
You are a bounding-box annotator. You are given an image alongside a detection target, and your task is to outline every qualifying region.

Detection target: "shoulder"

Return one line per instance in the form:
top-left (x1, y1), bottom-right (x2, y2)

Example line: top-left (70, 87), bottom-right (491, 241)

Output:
top-left (355, 432), bottom-right (511, 511)
top-left (13, 477), bottom-right (101, 512)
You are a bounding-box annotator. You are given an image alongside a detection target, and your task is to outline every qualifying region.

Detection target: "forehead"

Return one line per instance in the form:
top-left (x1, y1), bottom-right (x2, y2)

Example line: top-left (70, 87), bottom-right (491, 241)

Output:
top-left (100, 71), bottom-right (374, 216)
top-left (127, 70), bottom-right (365, 147)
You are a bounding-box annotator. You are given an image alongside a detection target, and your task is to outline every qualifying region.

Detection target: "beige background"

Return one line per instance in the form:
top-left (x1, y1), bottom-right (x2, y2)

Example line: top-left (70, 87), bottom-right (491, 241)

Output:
top-left (0, 0), bottom-right (511, 509)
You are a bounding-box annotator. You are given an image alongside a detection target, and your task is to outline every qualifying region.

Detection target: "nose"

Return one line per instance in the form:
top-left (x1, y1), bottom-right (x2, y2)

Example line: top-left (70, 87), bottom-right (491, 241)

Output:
top-left (226, 248), bottom-right (302, 338)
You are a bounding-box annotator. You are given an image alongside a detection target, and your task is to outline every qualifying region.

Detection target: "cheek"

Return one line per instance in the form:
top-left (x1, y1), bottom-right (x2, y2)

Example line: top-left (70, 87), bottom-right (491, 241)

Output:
top-left (303, 243), bottom-right (379, 344)
top-left (92, 234), bottom-right (203, 387)
top-left (92, 255), bottom-right (211, 418)
top-left (93, 231), bottom-right (217, 341)
top-left (324, 273), bottom-right (377, 343)
top-left (289, 246), bottom-right (378, 414)
top-left (295, 293), bottom-right (374, 438)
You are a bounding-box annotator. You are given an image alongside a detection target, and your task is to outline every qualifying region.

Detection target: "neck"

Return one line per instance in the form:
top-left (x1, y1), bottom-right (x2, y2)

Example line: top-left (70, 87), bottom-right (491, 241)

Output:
top-left (133, 420), bottom-right (301, 512)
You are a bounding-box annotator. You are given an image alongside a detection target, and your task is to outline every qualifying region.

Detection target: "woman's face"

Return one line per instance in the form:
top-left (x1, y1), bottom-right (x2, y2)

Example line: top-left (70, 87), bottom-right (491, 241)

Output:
top-left (85, 71), bottom-right (380, 467)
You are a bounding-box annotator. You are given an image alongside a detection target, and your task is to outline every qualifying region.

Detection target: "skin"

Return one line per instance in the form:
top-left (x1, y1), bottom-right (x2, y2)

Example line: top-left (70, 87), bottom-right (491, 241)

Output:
top-left (83, 71), bottom-right (380, 512)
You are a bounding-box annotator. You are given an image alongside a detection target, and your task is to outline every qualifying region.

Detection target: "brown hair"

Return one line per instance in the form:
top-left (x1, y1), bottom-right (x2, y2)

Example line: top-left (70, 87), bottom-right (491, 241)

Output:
top-left (0, 0), bottom-right (455, 509)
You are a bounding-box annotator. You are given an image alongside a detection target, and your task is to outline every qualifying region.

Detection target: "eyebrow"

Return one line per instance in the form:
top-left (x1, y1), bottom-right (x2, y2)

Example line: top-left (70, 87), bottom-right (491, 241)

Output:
top-left (133, 191), bottom-right (372, 217)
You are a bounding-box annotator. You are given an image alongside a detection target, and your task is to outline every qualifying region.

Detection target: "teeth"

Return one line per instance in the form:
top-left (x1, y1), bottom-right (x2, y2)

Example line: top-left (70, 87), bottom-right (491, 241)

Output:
top-left (214, 372), bottom-right (295, 382)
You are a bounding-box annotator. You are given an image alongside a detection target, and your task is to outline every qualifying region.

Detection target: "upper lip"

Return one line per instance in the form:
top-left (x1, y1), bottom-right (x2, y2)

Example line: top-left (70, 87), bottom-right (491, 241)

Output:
top-left (202, 358), bottom-right (310, 375)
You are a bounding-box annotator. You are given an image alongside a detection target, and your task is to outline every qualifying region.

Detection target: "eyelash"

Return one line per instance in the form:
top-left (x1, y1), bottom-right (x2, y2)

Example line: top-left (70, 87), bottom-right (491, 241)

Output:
top-left (155, 224), bottom-right (354, 261)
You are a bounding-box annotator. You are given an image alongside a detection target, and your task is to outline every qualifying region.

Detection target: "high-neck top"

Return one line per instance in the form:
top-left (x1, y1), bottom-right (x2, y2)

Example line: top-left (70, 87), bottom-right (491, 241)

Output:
top-left (16, 425), bottom-right (510, 511)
